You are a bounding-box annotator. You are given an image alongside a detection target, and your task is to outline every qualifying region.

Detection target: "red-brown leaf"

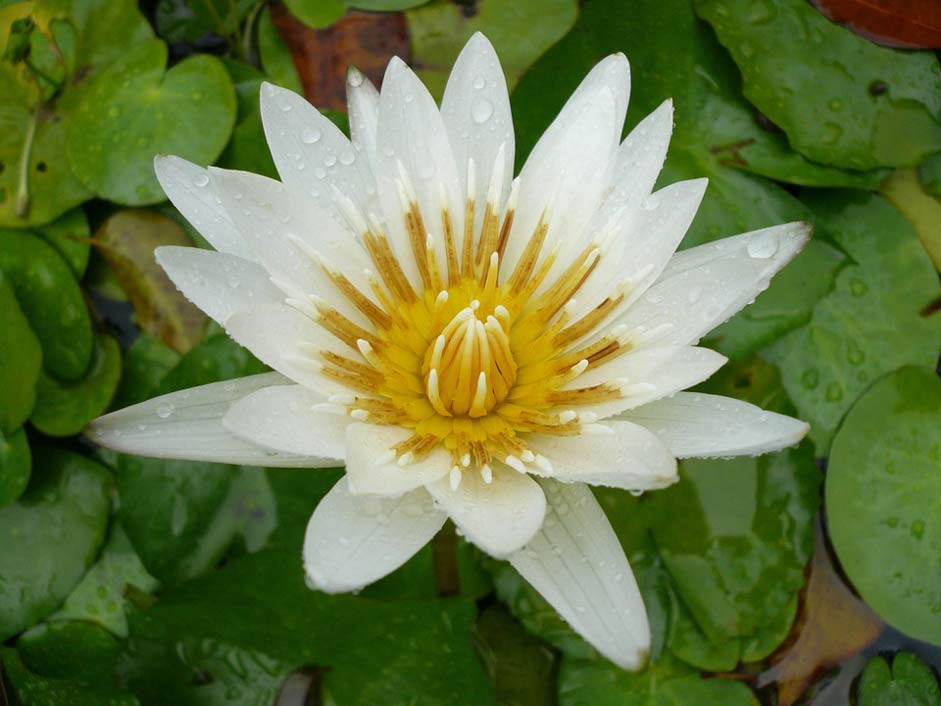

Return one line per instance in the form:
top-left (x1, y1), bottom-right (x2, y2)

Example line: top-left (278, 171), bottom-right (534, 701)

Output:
top-left (812, 0), bottom-right (941, 49)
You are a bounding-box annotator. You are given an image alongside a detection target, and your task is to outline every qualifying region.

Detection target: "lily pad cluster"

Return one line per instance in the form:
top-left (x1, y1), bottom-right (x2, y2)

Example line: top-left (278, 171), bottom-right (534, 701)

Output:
top-left (1, 0), bottom-right (940, 704)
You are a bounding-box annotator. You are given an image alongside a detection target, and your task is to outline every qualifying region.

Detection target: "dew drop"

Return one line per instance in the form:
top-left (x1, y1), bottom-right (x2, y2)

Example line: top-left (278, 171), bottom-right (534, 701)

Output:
top-left (471, 98), bottom-right (494, 124)
top-left (156, 402), bottom-right (174, 419)
top-left (301, 128), bottom-right (321, 144)
top-left (339, 149), bottom-right (355, 165)
top-left (192, 173), bottom-right (210, 187)
top-left (746, 235), bottom-right (778, 259)
top-left (472, 75), bottom-right (486, 90)
top-left (324, 154), bottom-right (337, 167)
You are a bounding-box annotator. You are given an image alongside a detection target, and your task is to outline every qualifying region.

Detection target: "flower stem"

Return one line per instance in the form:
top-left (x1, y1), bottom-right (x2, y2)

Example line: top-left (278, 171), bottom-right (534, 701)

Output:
top-left (432, 521), bottom-right (460, 597)
top-left (15, 108), bottom-right (38, 218)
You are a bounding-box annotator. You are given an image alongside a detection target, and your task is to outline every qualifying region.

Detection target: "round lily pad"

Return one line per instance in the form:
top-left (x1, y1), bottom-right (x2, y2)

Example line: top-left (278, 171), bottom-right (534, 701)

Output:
top-left (0, 229), bottom-right (92, 381)
top-left (827, 366), bottom-right (941, 644)
top-left (0, 428), bottom-right (31, 509)
top-left (0, 272), bottom-right (41, 434)
top-left (66, 39), bottom-right (236, 205)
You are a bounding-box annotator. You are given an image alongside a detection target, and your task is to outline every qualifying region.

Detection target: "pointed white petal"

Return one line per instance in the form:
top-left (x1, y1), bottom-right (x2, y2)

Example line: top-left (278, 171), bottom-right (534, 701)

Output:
top-left (155, 246), bottom-right (284, 325)
top-left (618, 222), bottom-right (812, 348)
top-left (85, 374), bottom-right (323, 467)
top-left (344, 423), bottom-right (451, 496)
top-left (570, 346), bottom-right (727, 420)
top-left (209, 167), bottom-right (374, 327)
top-left (376, 57), bottom-right (464, 285)
top-left (441, 32), bottom-right (514, 235)
top-left (510, 479), bottom-right (650, 670)
top-left (502, 80), bottom-right (620, 283)
top-left (620, 391), bottom-right (809, 458)
top-left (573, 178), bottom-right (707, 324)
top-left (224, 385), bottom-right (348, 460)
top-left (260, 82), bottom-right (377, 221)
top-left (304, 480), bottom-right (445, 593)
top-left (224, 303), bottom-right (353, 396)
top-left (346, 67), bottom-right (381, 176)
top-left (525, 422), bottom-right (677, 490)
top-left (153, 155), bottom-right (252, 259)
top-left (563, 53), bottom-right (631, 134)
top-left (426, 465), bottom-right (545, 558)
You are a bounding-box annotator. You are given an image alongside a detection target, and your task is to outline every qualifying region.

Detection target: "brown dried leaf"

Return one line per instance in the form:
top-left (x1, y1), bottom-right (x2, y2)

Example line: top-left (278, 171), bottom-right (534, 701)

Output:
top-left (269, 3), bottom-right (409, 110)
top-left (760, 520), bottom-right (884, 706)
top-left (94, 209), bottom-right (207, 353)
top-left (812, 0), bottom-right (941, 49)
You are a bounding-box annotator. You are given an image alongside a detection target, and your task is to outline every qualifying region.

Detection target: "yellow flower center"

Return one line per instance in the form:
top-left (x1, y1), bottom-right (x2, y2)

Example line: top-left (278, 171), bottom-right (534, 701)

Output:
top-left (302, 170), bottom-right (631, 481)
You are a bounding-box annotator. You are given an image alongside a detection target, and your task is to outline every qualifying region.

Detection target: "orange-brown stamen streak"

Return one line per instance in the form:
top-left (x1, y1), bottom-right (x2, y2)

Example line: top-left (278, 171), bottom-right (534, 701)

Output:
top-left (470, 441), bottom-right (491, 467)
top-left (363, 230), bottom-right (417, 304)
top-left (496, 406), bottom-right (581, 434)
top-left (506, 214), bottom-right (550, 294)
top-left (474, 203), bottom-right (500, 274)
top-left (545, 384), bottom-right (622, 406)
top-left (460, 198), bottom-right (476, 280)
top-left (322, 267), bottom-right (392, 330)
top-left (403, 201), bottom-right (433, 290)
top-left (552, 294), bottom-right (624, 349)
top-left (315, 306), bottom-right (383, 351)
top-left (320, 351), bottom-right (384, 386)
top-left (394, 433), bottom-right (440, 460)
top-left (321, 366), bottom-right (380, 394)
top-left (530, 244), bottom-right (600, 323)
top-left (350, 397), bottom-right (413, 425)
top-left (441, 208), bottom-right (460, 287)
top-left (494, 204), bottom-right (516, 262)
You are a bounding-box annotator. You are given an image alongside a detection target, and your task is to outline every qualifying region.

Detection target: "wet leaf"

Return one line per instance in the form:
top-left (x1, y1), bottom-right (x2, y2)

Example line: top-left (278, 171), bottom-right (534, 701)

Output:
top-left (152, 333), bottom-right (266, 395)
top-left (917, 152), bottom-right (941, 197)
top-left (0, 647), bottom-right (139, 706)
top-left (0, 428), bottom-right (31, 509)
top-left (0, 446), bottom-right (111, 640)
top-left (858, 652), bottom-right (941, 706)
top-left (30, 332), bottom-right (121, 437)
top-left (407, 0), bottom-right (578, 99)
top-left (473, 604), bottom-right (558, 706)
top-left (283, 0), bottom-right (345, 30)
top-left (17, 620), bottom-right (123, 686)
top-left (0, 271), bottom-right (41, 434)
top-left (812, 0), bottom-right (941, 49)
top-left (558, 652), bottom-right (758, 706)
top-left (0, 228), bottom-right (92, 381)
top-left (257, 5), bottom-right (303, 93)
top-left (66, 39), bottom-right (236, 205)
top-left (49, 525), bottom-right (159, 637)
top-left (826, 366), bottom-right (941, 644)
top-left (94, 209), bottom-right (208, 354)
top-left (216, 58), bottom-right (278, 178)
top-left (764, 190), bottom-right (941, 453)
top-left (33, 207), bottom-right (90, 278)
top-left (881, 168), bottom-right (941, 269)
top-left (111, 335), bottom-right (180, 410)
top-left (269, 3), bottom-right (409, 111)
top-left (760, 524), bottom-right (882, 706)
top-left (155, 0), bottom-right (256, 44)
top-left (695, 0), bottom-right (941, 170)
top-left (118, 549), bottom-right (499, 706)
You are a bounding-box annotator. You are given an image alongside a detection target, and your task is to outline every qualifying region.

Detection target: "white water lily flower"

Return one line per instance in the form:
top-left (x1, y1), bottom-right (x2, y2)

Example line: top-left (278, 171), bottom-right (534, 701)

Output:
top-left (87, 33), bottom-right (810, 670)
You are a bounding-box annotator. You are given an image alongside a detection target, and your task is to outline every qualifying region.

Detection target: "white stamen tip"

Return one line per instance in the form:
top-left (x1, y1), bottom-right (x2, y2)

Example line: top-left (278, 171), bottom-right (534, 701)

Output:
top-left (449, 466), bottom-right (463, 491)
top-left (461, 453), bottom-right (471, 467)
top-left (558, 410), bottom-right (577, 424)
top-left (470, 299), bottom-right (480, 310)
top-left (375, 450), bottom-right (396, 466)
top-left (480, 464), bottom-right (493, 484)
top-left (397, 452), bottom-right (414, 467)
top-left (570, 359), bottom-right (589, 376)
top-left (350, 409), bottom-right (369, 421)
top-left (328, 394), bottom-right (355, 405)
top-left (535, 455), bottom-right (554, 474)
top-left (521, 450), bottom-right (535, 463)
top-left (505, 455), bottom-right (526, 473)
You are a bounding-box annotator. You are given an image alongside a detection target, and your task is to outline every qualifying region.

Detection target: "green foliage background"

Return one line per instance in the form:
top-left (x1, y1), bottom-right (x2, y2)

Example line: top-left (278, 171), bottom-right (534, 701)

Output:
top-left (0, 0), bottom-right (940, 704)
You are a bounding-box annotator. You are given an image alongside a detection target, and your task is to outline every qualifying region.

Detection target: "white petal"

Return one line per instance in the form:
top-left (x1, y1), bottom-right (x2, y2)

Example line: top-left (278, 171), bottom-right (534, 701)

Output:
top-left (376, 57), bottom-right (464, 286)
top-left (304, 480), bottom-right (445, 593)
top-left (85, 374), bottom-right (322, 467)
top-left (224, 385), bottom-right (348, 460)
top-left (344, 423), bottom-right (451, 496)
top-left (209, 168), bottom-right (376, 329)
top-left (155, 246), bottom-right (283, 325)
top-left (441, 32), bottom-right (514, 236)
top-left (602, 99), bottom-right (674, 222)
top-left (502, 77), bottom-right (621, 284)
top-left (619, 391), bottom-right (809, 458)
top-left (570, 346), bottom-right (727, 420)
top-left (153, 155), bottom-right (251, 259)
top-left (224, 303), bottom-right (353, 396)
top-left (426, 465), bottom-right (545, 558)
top-left (617, 222), bottom-right (812, 348)
top-left (525, 422), bottom-right (677, 490)
top-left (346, 67), bottom-right (381, 176)
top-left (509, 479), bottom-right (649, 670)
top-left (572, 178), bottom-right (707, 324)
top-left (563, 53), bottom-right (631, 134)
top-left (260, 82), bottom-right (377, 222)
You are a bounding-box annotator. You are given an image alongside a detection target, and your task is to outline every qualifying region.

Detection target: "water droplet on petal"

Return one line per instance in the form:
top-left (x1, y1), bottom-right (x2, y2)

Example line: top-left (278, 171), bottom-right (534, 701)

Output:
top-left (301, 128), bottom-right (321, 144)
top-left (746, 235), bottom-right (778, 259)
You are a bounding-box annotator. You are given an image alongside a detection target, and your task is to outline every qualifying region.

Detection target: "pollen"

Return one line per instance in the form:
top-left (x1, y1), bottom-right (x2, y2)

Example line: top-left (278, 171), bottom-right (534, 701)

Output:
top-left (295, 154), bottom-right (632, 486)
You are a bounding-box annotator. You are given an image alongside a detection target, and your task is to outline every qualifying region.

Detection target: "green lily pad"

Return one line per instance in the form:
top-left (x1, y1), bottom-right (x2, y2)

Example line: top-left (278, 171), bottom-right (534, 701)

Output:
top-left (66, 39), bottom-right (236, 205)
top-left (33, 206), bottom-right (90, 278)
top-left (94, 209), bottom-right (209, 354)
top-left (0, 446), bottom-right (111, 640)
top-left (0, 271), bottom-right (41, 434)
top-left (1, 646), bottom-right (138, 706)
top-left (827, 366), bottom-right (941, 644)
top-left (558, 652), bottom-right (758, 706)
top-left (17, 620), bottom-right (123, 686)
top-left (881, 168), bottom-right (941, 270)
top-left (918, 152), bottom-right (941, 198)
top-left (283, 0), bottom-right (345, 29)
top-left (858, 652), bottom-right (941, 706)
top-left (111, 335), bottom-right (180, 409)
top-left (0, 427), bottom-right (31, 508)
top-left (257, 7), bottom-right (303, 94)
top-left (155, 0), bottom-right (255, 44)
top-left (30, 333), bottom-right (122, 437)
top-left (764, 190), bottom-right (941, 453)
top-left (0, 228), bottom-right (92, 381)
top-left (407, 0), bottom-right (578, 99)
top-left (120, 549), bottom-right (499, 706)
top-left (694, 0), bottom-right (941, 171)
